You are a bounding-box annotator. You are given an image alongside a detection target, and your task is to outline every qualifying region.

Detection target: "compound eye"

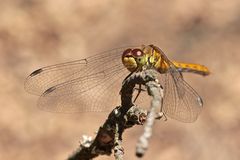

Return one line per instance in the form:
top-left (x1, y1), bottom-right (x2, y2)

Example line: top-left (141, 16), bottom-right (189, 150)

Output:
top-left (132, 49), bottom-right (144, 57)
top-left (122, 48), bottom-right (132, 57)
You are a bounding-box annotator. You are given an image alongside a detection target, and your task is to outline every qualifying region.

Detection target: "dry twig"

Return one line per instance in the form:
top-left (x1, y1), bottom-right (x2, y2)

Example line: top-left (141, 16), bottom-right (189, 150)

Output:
top-left (68, 69), bottom-right (163, 160)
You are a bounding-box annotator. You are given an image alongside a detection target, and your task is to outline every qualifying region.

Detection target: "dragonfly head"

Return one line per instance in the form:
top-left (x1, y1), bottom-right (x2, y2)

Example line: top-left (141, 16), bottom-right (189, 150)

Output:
top-left (122, 48), bottom-right (147, 72)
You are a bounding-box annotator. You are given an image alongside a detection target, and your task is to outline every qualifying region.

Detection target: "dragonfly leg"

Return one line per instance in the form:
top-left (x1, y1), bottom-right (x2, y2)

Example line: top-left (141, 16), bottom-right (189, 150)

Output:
top-left (133, 84), bottom-right (143, 103)
top-left (122, 71), bottom-right (134, 85)
top-left (122, 67), bottom-right (139, 86)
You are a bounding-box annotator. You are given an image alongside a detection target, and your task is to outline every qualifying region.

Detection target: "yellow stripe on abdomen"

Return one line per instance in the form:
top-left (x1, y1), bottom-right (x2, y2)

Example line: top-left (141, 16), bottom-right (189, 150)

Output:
top-left (173, 61), bottom-right (210, 76)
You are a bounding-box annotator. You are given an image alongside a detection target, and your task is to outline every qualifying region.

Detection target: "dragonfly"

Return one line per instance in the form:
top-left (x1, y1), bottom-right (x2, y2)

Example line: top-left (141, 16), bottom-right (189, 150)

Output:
top-left (25, 44), bottom-right (209, 122)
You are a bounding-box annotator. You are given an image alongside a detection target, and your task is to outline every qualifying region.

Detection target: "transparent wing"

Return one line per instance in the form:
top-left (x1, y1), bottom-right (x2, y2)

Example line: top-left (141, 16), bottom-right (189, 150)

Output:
top-left (24, 47), bottom-right (131, 113)
top-left (24, 47), bottom-right (128, 95)
top-left (38, 66), bottom-right (128, 113)
top-left (131, 68), bottom-right (203, 123)
top-left (151, 45), bottom-right (203, 122)
top-left (162, 68), bottom-right (203, 122)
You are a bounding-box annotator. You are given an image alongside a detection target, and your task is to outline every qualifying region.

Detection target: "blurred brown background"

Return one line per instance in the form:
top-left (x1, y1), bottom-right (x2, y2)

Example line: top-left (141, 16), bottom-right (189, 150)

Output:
top-left (0, 0), bottom-right (240, 160)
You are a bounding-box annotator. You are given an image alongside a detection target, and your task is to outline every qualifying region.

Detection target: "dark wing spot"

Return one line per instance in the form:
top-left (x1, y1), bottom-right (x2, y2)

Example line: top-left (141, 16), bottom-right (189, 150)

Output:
top-left (30, 68), bottom-right (43, 77)
top-left (84, 58), bottom-right (88, 64)
top-left (43, 86), bottom-right (56, 95)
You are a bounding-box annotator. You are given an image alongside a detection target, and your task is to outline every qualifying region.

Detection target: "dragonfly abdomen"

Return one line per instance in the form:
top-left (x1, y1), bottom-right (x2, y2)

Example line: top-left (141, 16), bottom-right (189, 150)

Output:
top-left (173, 62), bottom-right (210, 76)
